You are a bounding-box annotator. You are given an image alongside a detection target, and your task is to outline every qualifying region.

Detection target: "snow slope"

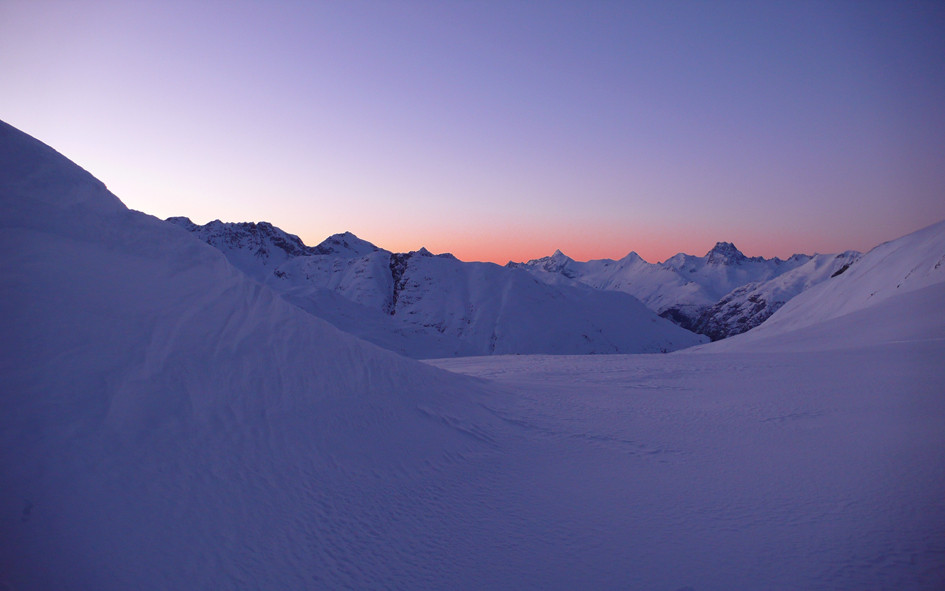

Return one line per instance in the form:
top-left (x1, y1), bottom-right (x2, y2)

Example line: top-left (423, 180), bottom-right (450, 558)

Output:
top-left (705, 219), bottom-right (945, 351)
top-left (511, 242), bottom-right (813, 330)
top-left (171, 219), bottom-right (706, 357)
top-left (0, 119), bottom-right (503, 589)
top-left (690, 250), bottom-right (862, 340)
top-left (3, 120), bottom-right (943, 590)
top-left (429, 227), bottom-right (945, 589)
top-left (430, 336), bottom-right (945, 590)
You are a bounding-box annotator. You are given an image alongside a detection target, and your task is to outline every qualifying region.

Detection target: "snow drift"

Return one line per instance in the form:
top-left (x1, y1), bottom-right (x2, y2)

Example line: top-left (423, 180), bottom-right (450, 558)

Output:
top-left (0, 120), bottom-right (504, 588)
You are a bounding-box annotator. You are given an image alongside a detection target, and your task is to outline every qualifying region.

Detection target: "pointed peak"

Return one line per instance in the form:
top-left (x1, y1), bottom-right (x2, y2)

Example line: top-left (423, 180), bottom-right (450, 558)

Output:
top-left (619, 251), bottom-right (644, 263)
top-left (705, 241), bottom-right (747, 265)
top-left (525, 249), bottom-right (575, 278)
top-left (391, 247), bottom-right (445, 262)
top-left (707, 241), bottom-right (740, 255)
top-left (550, 249), bottom-right (574, 261)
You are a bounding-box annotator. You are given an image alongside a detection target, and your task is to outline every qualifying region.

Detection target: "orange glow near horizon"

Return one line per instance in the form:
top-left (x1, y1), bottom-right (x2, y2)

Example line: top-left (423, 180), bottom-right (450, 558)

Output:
top-left (4, 2), bottom-right (943, 269)
top-left (296, 219), bottom-right (874, 266)
top-left (291, 207), bottom-right (932, 266)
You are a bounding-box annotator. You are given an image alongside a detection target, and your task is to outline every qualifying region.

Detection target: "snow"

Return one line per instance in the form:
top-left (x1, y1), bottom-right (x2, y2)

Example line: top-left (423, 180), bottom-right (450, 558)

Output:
top-left (428, 336), bottom-right (945, 590)
top-left (691, 250), bottom-right (862, 340)
top-left (173, 218), bottom-right (705, 358)
top-left (2, 119), bottom-right (944, 590)
top-left (0, 119), bottom-right (503, 588)
top-left (511, 242), bottom-right (814, 331)
top-left (705, 219), bottom-right (945, 351)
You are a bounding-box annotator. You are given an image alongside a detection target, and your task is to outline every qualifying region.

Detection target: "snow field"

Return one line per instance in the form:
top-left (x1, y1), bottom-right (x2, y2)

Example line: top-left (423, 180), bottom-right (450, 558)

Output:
top-left (2, 119), bottom-right (944, 590)
top-left (429, 337), bottom-right (945, 590)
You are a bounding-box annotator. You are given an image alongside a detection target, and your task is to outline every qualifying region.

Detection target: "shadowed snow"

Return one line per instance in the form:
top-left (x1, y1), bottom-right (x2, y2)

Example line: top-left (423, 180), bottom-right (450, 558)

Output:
top-left (2, 120), bottom-right (944, 590)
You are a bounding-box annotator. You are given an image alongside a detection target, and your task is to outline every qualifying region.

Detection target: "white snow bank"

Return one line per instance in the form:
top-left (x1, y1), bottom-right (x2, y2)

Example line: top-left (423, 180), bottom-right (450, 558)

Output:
top-left (0, 119), bottom-right (502, 589)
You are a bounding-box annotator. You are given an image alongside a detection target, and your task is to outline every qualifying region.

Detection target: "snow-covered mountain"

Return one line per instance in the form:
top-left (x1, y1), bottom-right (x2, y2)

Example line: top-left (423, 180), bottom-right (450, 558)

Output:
top-left (170, 218), bottom-right (706, 357)
top-left (690, 250), bottom-right (862, 340)
top-left (705, 219), bottom-right (945, 351)
top-left (510, 242), bottom-right (859, 338)
top-left (165, 217), bottom-right (379, 283)
top-left (4, 120), bottom-right (944, 590)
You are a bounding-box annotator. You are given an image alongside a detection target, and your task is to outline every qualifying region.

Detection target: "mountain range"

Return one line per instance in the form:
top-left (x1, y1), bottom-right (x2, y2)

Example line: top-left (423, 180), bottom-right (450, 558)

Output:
top-left (167, 217), bottom-right (706, 357)
top-left (3, 119), bottom-right (944, 589)
top-left (169, 218), bottom-right (862, 351)
top-left (510, 242), bottom-right (860, 339)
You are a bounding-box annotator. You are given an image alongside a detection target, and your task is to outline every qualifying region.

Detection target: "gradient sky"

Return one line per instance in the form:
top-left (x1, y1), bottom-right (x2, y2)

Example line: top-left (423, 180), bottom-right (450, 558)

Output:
top-left (2, 1), bottom-right (944, 263)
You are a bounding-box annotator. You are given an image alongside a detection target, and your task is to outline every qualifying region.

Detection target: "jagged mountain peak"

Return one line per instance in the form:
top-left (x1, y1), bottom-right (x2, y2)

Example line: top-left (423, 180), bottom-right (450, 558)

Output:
top-left (519, 249), bottom-right (573, 266)
top-left (314, 231), bottom-right (380, 257)
top-left (705, 241), bottom-right (747, 265)
top-left (532, 249), bottom-right (577, 277)
top-left (166, 215), bottom-right (198, 230)
top-left (166, 216), bottom-right (317, 259)
top-left (392, 247), bottom-right (458, 261)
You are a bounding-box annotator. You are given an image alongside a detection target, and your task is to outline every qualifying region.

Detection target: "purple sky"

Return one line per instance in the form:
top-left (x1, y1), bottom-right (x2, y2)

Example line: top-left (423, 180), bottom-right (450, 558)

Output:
top-left (2, 1), bottom-right (944, 263)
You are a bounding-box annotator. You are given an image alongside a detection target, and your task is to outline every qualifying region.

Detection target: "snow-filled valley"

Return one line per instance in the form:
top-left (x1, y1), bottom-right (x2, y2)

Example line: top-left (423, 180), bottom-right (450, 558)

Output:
top-left (2, 119), bottom-right (945, 590)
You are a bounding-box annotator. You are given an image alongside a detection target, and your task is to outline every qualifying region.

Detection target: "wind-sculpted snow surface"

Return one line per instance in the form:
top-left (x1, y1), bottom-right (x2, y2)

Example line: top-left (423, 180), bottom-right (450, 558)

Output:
top-left (430, 338), bottom-right (945, 591)
top-left (3, 120), bottom-right (944, 590)
top-left (0, 120), bottom-right (502, 589)
top-left (173, 220), bottom-right (705, 358)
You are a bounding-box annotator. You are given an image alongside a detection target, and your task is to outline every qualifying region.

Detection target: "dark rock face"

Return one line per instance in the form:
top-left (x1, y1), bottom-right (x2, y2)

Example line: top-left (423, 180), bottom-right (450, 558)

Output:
top-left (166, 216), bottom-right (319, 259)
top-left (831, 263), bottom-right (851, 278)
top-left (388, 252), bottom-right (411, 314)
top-left (705, 242), bottom-right (748, 266)
top-left (691, 291), bottom-right (785, 341)
top-left (658, 307), bottom-right (700, 332)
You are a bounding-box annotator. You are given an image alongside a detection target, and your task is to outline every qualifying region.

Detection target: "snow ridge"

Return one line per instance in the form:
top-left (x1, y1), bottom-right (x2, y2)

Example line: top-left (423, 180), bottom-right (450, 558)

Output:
top-left (0, 118), bottom-right (506, 589)
top-left (172, 219), bottom-right (707, 357)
